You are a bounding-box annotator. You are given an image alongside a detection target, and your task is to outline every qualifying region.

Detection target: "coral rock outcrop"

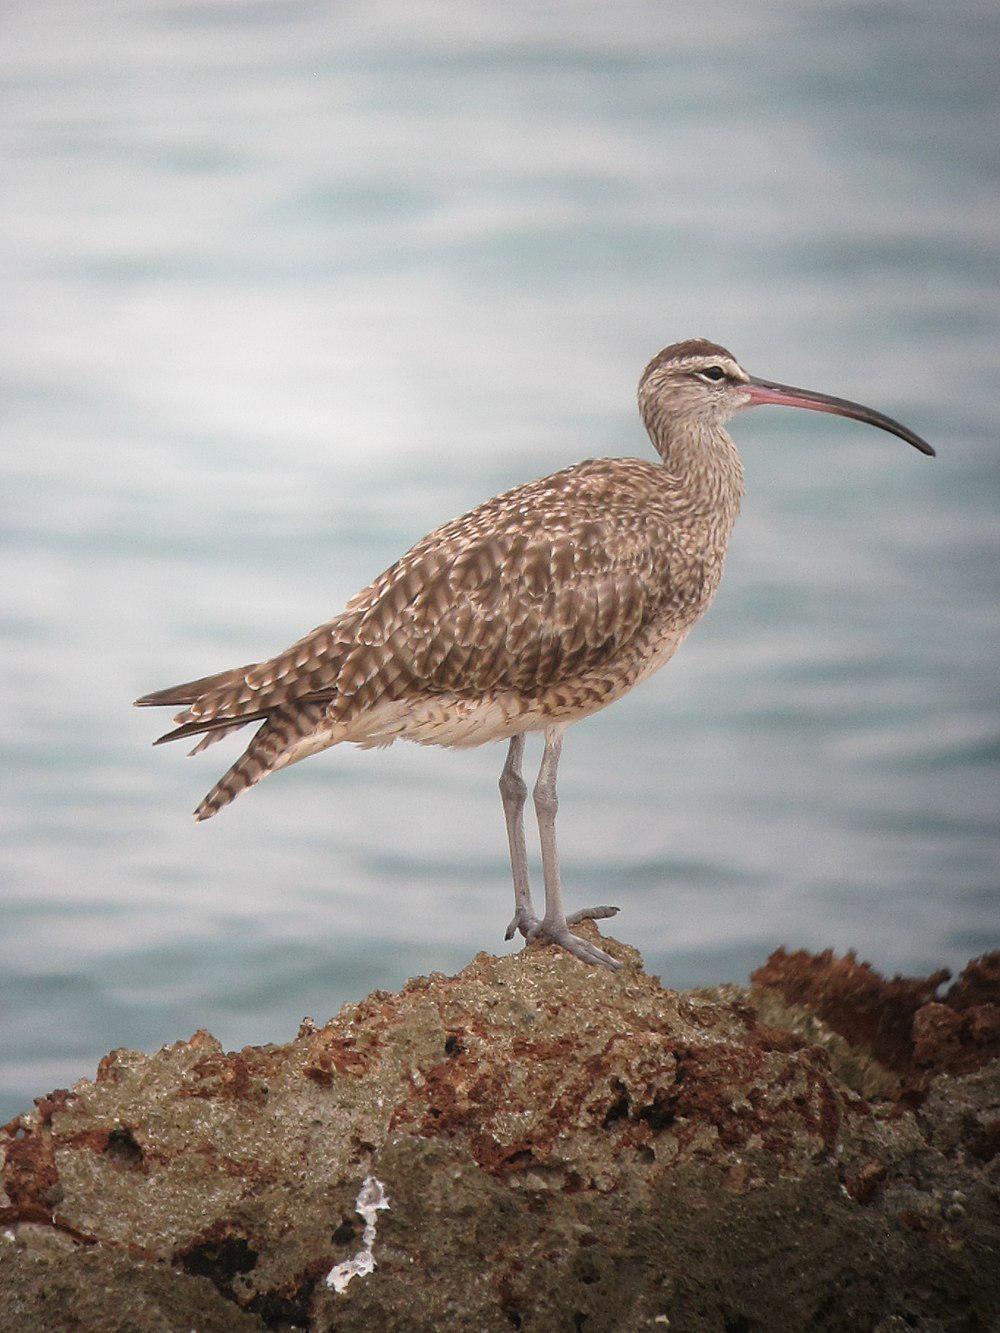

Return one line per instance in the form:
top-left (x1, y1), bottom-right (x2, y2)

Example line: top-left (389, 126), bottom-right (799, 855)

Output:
top-left (2, 931), bottom-right (998, 1331)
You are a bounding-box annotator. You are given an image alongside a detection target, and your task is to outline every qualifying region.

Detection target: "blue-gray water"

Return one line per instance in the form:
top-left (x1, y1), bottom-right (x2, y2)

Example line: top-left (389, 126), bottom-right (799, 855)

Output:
top-left (2, 1), bottom-right (998, 1121)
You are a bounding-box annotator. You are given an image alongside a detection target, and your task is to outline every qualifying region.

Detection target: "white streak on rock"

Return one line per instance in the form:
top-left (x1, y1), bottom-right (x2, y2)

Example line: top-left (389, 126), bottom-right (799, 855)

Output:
top-left (325, 1175), bottom-right (390, 1293)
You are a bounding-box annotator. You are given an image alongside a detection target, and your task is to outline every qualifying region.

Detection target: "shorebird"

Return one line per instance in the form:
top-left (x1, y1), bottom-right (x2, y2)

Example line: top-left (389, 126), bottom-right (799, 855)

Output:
top-left (136, 340), bottom-right (934, 971)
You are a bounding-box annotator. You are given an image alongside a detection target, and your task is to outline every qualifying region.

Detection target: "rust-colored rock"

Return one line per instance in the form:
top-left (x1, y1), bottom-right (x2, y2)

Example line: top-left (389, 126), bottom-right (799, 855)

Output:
top-left (2, 1130), bottom-right (59, 1219)
top-left (751, 947), bottom-right (1000, 1087)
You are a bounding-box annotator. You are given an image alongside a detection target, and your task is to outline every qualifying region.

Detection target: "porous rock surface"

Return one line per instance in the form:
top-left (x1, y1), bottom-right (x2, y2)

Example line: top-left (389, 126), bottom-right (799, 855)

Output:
top-left (1, 929), bottom-right (998, 1331)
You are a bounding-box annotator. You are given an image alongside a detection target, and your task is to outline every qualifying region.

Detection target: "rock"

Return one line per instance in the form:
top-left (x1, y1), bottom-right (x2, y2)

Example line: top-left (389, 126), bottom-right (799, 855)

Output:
top-left (1, 929), bottom-right (998, 1331)
top-left (750, 948), bottom-right (1000, 1086)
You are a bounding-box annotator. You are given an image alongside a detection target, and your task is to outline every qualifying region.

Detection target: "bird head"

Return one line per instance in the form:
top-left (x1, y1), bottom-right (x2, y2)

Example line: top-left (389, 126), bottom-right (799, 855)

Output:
top-left (638, 338), bottom-right (934, 456)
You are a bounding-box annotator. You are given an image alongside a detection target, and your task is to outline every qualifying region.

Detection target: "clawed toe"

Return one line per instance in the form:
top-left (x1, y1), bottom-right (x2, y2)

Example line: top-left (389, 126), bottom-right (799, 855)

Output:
top-left (504, 906), bottom-right (540, 941)
top-left (523, 918), bottom-right (622, 972)
top-left (566, 904), bottom-right (619, 926)
top-left (556, 930), bottom-right (622, 972)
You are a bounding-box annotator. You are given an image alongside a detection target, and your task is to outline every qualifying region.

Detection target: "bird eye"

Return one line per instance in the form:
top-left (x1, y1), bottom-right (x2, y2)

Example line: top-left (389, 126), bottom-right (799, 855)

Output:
top-left (697, 366), bottom-right (726, 382)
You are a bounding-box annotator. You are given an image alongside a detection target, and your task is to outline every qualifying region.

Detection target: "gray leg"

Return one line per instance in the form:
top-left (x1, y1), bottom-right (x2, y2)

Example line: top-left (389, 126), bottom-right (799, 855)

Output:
top-left (500, 735), bottom-right (536, 940)
top-left (526, 726), bottom-right (621, 971)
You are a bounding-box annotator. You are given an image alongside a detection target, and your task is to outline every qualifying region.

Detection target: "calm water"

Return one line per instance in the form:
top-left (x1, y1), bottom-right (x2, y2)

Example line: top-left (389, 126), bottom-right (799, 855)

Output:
top-left (2, 0), bottom-right (998, 1120)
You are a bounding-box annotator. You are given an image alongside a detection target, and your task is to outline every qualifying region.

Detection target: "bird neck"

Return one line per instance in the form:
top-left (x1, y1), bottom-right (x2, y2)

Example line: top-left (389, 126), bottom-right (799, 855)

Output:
top-left (642, 410), bottom-right (745, 515)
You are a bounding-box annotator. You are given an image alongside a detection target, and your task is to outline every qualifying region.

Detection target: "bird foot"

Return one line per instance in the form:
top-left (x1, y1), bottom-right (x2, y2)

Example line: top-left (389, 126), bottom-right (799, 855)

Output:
top-left (505, 906), bottom-right (622, 972)
top-left (504, 903), bottom-right (619, 941)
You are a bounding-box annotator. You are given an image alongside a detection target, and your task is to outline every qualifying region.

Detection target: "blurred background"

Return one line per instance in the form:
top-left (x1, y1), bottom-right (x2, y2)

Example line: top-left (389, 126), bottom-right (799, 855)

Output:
top-left (1, 0), bottom-right (998, 1119)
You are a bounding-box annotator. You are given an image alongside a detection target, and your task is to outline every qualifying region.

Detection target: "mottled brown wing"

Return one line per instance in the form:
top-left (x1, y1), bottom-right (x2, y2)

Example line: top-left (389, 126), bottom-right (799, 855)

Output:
top-left (174, 459), bottom-right (669, 727)
top-left (331, 539), bottom-right (650, 715)
top-left (323, 464), bottom-right (665, 719)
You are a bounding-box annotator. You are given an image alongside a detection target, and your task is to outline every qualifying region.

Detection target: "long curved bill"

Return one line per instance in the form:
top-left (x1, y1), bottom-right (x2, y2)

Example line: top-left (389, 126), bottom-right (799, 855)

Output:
top-left (743, 377), bottom-right (935, 456)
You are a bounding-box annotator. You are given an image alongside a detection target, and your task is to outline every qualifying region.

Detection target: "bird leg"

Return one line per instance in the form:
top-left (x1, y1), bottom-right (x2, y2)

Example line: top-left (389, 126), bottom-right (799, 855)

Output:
top-left (500, 734), bottom-right (536, 941)
top-left (524, 727), bottom-right (621, 971)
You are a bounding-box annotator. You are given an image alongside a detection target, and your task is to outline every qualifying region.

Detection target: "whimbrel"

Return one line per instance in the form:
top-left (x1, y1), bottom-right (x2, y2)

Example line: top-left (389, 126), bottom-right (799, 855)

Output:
top-left (136, 340), bottom-right (934, 971)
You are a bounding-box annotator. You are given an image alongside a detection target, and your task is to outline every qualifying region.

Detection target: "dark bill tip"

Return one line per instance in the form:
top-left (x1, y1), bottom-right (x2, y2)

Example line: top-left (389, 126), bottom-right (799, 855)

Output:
top-left (744, 377), bottom-right (935, 457)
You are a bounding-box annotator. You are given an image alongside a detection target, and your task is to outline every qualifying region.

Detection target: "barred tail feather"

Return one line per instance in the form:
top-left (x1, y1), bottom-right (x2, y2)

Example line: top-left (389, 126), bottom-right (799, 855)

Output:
top-left (134, 664), bottom-right (255, 710)
top-left (194, 721), bottom-right (278, 821)
top-left (186, 723), bottom-right (249, 757)
top-left (153, 713), bottom-right (265, 747)
top-left (193, 703), bottom-right (332, 821)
